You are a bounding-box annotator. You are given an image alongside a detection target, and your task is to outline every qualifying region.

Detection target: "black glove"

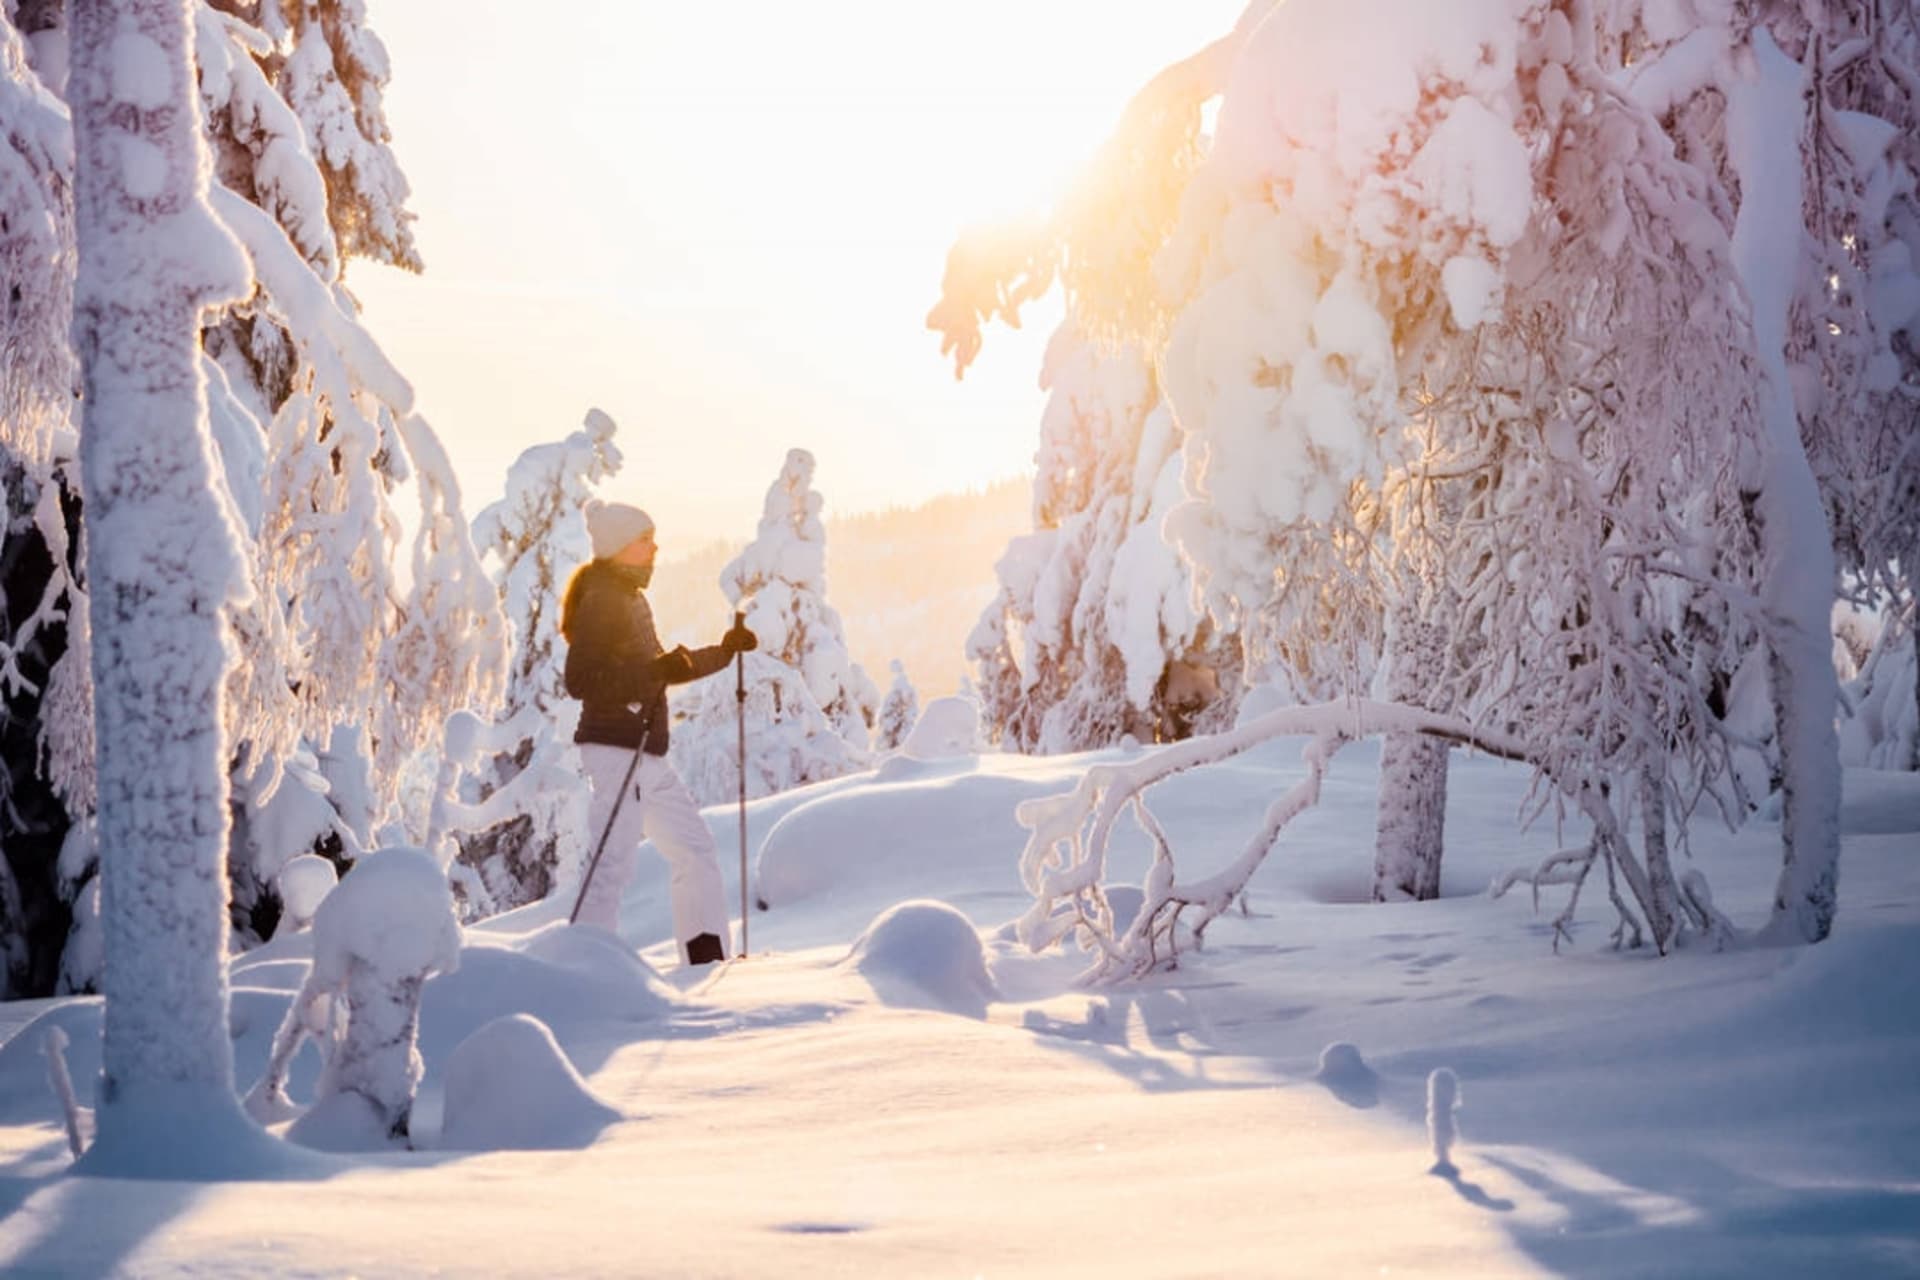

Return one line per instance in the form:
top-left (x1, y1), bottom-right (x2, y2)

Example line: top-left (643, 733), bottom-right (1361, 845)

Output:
top-left (721, 624), bottom-right (758, 654)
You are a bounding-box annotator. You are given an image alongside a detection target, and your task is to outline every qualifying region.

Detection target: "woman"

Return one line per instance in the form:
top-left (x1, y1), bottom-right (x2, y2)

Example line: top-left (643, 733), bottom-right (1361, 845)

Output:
top-left (562, 501), bottom-right (755, 965)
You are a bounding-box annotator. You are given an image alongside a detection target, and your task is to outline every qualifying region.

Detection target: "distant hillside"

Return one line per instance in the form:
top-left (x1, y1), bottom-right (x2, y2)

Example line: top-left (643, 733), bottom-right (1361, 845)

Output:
top-left (649, 475), bottom-right (1031, 702)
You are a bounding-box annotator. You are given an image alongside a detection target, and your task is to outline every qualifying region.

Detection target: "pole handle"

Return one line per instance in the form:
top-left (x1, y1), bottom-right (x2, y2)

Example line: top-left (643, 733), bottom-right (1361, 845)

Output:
top-left (734, 610), bottom-right (747, 699)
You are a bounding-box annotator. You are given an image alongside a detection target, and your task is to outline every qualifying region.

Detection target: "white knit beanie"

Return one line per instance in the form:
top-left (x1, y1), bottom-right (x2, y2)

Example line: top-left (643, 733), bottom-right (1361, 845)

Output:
top-left (586, 501), bottom-right (655, 559)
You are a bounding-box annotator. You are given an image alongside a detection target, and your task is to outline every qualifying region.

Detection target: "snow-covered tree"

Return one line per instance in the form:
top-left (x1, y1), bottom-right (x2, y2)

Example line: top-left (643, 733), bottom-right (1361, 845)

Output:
top-left (269, 0), bottom-right (420, 272)
top-left (1148, 0), bottom-right (1768, 942)
top-left (673, 651), bottom-right (869, 805)
top-left (196, 0), bottom-right (502, 937)
top-left (67, 0), bottom-right (259, 1163)
top-left (1839, 603), bottom-right (1917, 770)
top-left (968, 327), bottom-right (1239, 754)
top-left (0, 13), bottom-right (80, 997)
top-left (721, 448), bottom-right (878, 748)
top-left (249, 846), bottom-right (460, 1148)
top-left (0, 0), bottom-right (498, 996)
top-left (875, 659), bottom-right (918, 752)
top-left (454, 409), bottom-right (620, 912)
top-left (935, 0), bottom-right (1834, 955)
top-left (187, 1), bottom-right (499, 944)
top-left (0, 0), bottom-right (503, 990)
top-left (1, 9), bottom-right (72, 463)
top-left (671, 447), bottom-right (876, 804)
top-left (1585, 1), bottom-right (1920, 940)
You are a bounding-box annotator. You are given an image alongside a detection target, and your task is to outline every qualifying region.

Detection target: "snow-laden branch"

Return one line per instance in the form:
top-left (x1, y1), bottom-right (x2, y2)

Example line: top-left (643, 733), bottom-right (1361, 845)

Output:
top-left (1016, 698), bottom-right (1528, 983)
top-left (207, 183), bottom-right (412, 414)
top-left (926, 1), bottom-right (1280, 375)
top-left (426, 707), bottom-right (560, 869)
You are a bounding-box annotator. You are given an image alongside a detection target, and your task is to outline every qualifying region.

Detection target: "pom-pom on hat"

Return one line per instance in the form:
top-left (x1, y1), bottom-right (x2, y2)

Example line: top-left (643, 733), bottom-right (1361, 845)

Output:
top-left (586, 501), bottom-right (655, 559)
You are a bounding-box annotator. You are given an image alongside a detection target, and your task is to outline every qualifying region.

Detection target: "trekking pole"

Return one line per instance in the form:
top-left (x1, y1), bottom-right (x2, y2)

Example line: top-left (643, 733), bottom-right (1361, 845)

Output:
top-left (568, 706), bottom-right (652, 924)
top-left (734, 609), bottom-right (750, 958)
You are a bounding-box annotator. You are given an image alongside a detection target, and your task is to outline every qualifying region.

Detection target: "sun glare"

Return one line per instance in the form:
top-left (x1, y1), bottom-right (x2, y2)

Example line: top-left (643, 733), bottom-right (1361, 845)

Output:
top-left (350, 1), bottom-right (1246, 543)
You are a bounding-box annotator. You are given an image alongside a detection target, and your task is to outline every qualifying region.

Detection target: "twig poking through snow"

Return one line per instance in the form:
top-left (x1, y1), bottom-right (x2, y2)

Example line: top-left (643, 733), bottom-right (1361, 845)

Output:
top-left (1427, 1068), bottom-right (1460, 1176)
top-left (42, 1026), bottom-right (84, 1158)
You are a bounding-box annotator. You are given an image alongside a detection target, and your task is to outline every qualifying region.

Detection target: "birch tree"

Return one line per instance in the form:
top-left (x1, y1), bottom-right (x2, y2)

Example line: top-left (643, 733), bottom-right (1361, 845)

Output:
top-left (931, 0), bottom-right (1815, 956)
top-left (1602, 0), bottom-right (1920, 939)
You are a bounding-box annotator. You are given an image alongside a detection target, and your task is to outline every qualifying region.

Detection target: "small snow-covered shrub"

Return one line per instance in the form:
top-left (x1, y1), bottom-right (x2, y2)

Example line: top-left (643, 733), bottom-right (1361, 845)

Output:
top-left (250, 848), bottom-right (461, 1147)
top-left (875, 660), bottom-right (919, 753)
top-left (900, 696), bottom-right (980, 761)
top-left (846, 899), bottom-right (997, 1019)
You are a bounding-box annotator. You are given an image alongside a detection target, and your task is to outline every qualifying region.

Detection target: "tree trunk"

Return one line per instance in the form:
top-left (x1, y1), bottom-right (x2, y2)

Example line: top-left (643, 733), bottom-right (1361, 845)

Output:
top-left (1911, 625), bottom-right (1919, 772)
top-left (1640, 765), bottom-right (1678, 953)
top-left (69, 0), bottom-right (252, 1154)
top-left (328, 961), bottom-right (427, 1141)
top-left (1761, 641), bottom-right (1843, 943)
top-left (1372, 600), bottom-right (1450, 902)
top-left (1723, 37), bottom-right (1843, 946)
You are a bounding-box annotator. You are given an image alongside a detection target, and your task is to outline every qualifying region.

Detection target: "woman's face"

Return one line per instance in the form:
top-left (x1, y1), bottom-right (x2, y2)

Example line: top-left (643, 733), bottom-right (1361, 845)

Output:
top-left (613, 531), bottom-right (657, 572)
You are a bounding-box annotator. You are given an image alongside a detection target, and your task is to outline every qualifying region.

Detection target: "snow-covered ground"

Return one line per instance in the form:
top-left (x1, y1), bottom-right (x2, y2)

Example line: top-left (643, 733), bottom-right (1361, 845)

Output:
top-left (1, 739), bottom-right (1916, 1277)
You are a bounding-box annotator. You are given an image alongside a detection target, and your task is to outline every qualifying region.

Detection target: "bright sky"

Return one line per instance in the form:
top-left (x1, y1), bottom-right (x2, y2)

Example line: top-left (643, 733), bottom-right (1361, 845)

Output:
top-left (349, 1), bottom-right (1245, 548)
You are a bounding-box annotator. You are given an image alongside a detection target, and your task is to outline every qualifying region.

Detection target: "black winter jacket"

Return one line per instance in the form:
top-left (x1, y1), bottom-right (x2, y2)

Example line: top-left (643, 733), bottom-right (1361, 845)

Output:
top-left (563, 561), bottom-right (731, 755)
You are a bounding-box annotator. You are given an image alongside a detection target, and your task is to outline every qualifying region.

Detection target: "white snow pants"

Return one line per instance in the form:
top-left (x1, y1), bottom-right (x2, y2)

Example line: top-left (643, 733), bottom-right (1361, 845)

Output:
top-left (576, 745), bottom-right (730, 963)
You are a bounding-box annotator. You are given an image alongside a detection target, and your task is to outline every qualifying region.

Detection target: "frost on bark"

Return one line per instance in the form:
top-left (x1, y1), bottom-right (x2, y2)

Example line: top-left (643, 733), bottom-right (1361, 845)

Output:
top-left (68, 0), bottom-right (252, 1125)
top-left (1371, 599), bottom-right (1451, 902)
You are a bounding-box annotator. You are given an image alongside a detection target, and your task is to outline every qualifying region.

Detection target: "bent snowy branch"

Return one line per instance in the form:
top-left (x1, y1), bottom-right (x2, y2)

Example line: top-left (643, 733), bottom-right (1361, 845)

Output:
top-left (1016, 698), bottom-right (1528, 983)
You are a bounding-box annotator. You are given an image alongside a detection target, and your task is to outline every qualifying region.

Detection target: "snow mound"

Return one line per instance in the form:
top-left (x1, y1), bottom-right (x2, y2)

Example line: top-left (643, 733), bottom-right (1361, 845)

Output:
top-left (437, 1014), bottom-right (621, 1151)
top-left (74, 1081), bottom-right (333, 1179)
top-left (1738, 921), bottom-right (1920, 1038)
top-left (1313, 1040), bottom-right (1380, 1109)
top-left (418, 923), bottom-right (676, 1066)
top-left (900, 696), bottom-right (979, 760)
top-left (285, 1089), bottom-right (396, 1153)
top-left (872, 752), bottom-right (975, 784)
top-left (752, 768), bottom-right (1044, 917)
top-left (846, 899), bottom-right (997, 1019)
top-left (0, 1001), bottom-right (102, 1124)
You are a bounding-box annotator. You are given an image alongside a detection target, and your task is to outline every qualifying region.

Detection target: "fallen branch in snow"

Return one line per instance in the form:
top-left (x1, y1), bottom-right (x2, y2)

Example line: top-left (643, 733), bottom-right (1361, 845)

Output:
top-left (1016, 698), bottom-right (1530, 983)
top-left (1489, 844), bottom-right (1598, 952)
